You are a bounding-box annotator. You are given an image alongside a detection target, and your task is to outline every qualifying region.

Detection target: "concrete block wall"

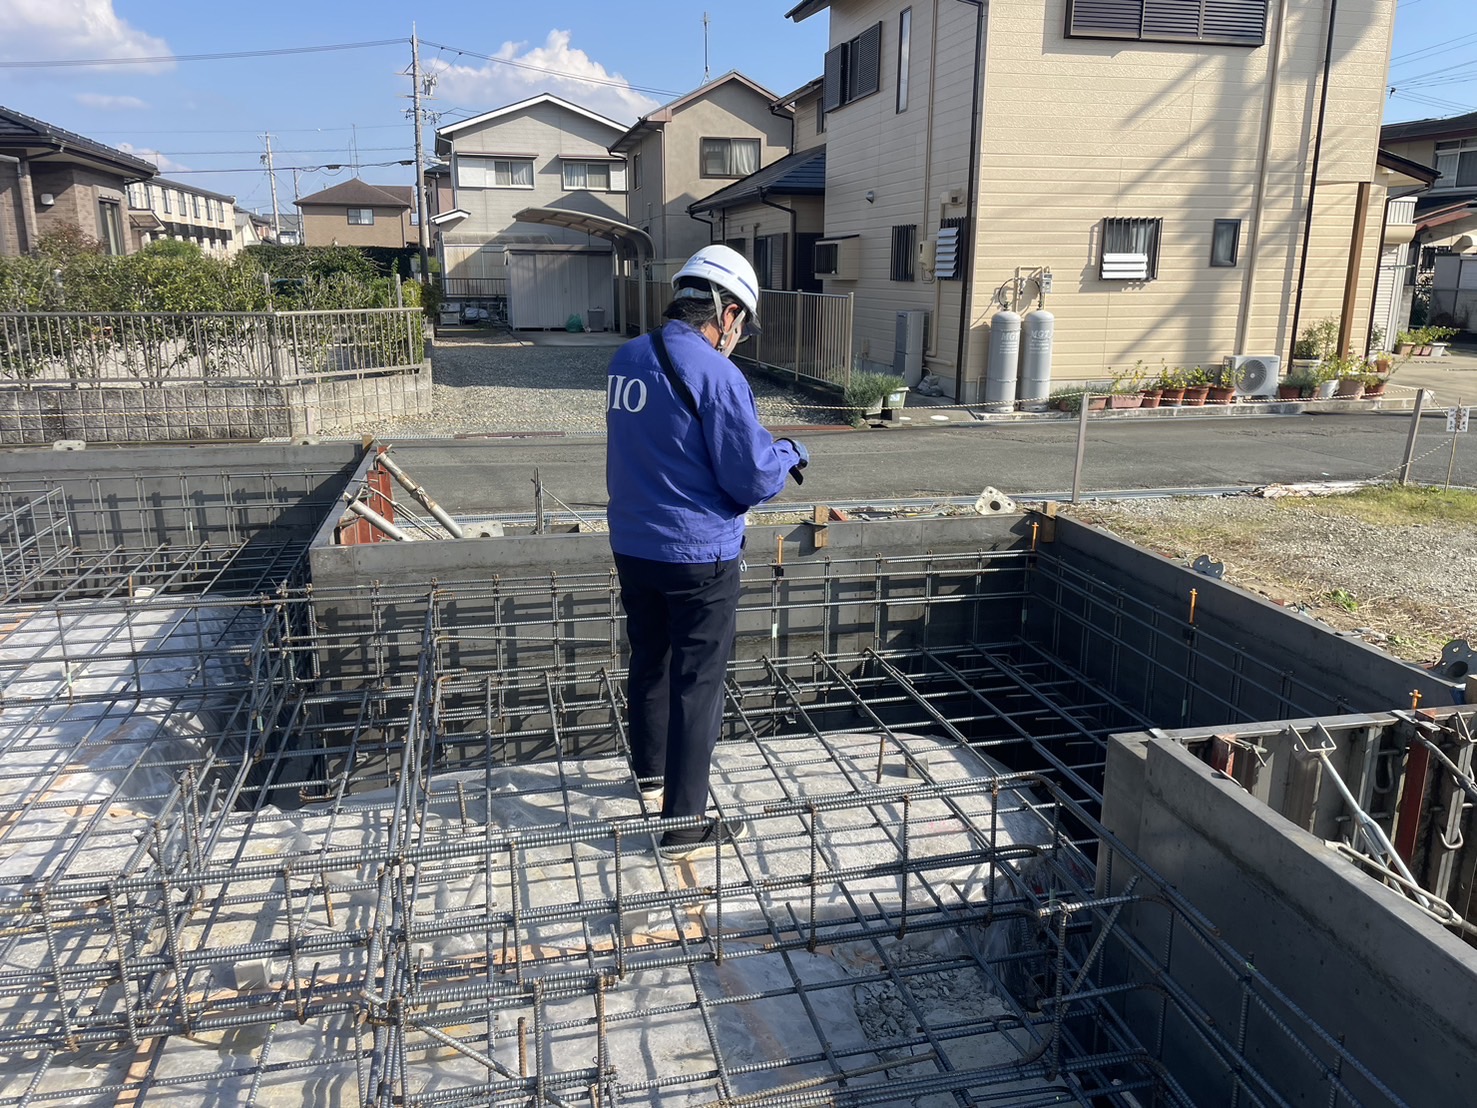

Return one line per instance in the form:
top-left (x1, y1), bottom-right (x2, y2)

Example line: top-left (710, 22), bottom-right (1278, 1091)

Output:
top-left (0, 367), bottom-right (430, 445)
top-left (1100, 732), bottom-right (1477, 1108)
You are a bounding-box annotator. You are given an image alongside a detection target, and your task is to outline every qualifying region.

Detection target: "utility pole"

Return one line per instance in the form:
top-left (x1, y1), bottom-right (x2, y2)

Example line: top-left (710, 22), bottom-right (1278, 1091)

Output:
top-left (410, 24), bottom-right (432, 279)
top-left (291, 168), bottom-right (303, 246)
top-left (261, 133), bottom-right (281, 240)
top-left (703, 13), bottom-right (711, 83)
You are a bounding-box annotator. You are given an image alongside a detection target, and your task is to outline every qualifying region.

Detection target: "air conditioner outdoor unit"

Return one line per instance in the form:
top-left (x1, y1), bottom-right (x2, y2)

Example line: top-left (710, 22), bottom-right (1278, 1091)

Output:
top-left (1225, 354), bottom-right (1281, 397)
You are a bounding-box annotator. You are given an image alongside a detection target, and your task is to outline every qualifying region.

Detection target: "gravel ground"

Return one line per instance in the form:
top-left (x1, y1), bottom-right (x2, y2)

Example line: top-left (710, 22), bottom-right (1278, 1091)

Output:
top-left (1072, 494), bottom-right (1477, 661)
top-left (360, 332), bottom-right (847, 436)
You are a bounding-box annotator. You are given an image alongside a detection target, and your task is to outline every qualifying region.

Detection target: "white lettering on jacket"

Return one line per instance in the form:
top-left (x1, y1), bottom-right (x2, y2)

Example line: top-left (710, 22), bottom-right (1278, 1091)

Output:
top-left (607, 376), bottom-right (648, 413)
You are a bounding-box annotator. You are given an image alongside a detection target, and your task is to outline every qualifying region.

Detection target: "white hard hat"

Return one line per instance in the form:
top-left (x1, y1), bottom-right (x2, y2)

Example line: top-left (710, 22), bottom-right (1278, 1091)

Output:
top-left (672, 244), bottom-right (761, 332)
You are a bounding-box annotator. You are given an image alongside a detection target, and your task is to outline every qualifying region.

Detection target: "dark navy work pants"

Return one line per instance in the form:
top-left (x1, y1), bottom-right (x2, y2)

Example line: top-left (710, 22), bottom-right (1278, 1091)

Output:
top-left (614, 552), bottom-right (742, 821)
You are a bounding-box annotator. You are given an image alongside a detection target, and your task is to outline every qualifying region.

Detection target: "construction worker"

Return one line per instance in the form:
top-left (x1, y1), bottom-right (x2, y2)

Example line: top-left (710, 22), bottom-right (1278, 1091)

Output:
top-left (605, 244), bottom-right (808, 859)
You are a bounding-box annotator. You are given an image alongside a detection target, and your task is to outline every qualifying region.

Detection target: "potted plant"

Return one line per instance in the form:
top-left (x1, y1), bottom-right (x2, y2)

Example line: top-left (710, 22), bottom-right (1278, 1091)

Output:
top-left (1394, 329), bottom-right (1417, 357)
top-left (1426, 324), bottom-right (1457, 357)
top-left (1208, 363), bottom-right (1240, 405)
top-left (843, 371), bottom-right (908, 426)
top-left (1181, 366), bottom-right (1211, 406)
top-left (1358, 370), bottom-right (1389, 397)
top-left (1279, 366), bottom-right (1318, 400)
top-left (1156, 366), bottom-right (1186, 406)
top-left (1051, 386), bottom-right (1107, 414)
top-left (1332, 360), bottom-right (1365, 399)
top-left (1107, 367), bottom-right (1144, 409)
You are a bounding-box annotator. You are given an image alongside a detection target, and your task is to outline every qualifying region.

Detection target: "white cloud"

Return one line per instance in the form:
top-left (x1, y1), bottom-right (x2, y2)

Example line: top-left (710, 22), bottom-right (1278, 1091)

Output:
top-left (74, 93), bottom-right (149, 110)
top-left (116, 142), bottom-right (188, 175)
top-left (0, 0), bottom-right (172, 71)
top-left (430, 30), bottom-right (660, 126)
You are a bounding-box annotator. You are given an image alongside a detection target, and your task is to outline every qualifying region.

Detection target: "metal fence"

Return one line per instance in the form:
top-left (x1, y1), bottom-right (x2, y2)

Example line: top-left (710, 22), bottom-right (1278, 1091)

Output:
top-left (743, 288), bottom-right (854, 388)
top-left (441, 277), bottom-right (508, 300)
top-left (0, 308), bottom-right (426, 387)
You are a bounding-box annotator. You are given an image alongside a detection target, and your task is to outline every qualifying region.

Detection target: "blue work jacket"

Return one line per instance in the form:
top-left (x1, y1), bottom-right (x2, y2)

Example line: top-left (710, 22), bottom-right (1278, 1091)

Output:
top-left (605, 321), bottom-right (801, 563)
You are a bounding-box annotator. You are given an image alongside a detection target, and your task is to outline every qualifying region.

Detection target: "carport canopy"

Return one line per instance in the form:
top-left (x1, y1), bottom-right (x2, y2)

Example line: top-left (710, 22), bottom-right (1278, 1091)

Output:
top-left (512, 208), bottom-right (656, 331)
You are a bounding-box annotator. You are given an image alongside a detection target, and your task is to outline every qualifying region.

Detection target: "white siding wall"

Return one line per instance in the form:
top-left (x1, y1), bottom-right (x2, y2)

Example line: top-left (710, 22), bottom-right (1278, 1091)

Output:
top-left (448, 101), bottom-right (626, 246)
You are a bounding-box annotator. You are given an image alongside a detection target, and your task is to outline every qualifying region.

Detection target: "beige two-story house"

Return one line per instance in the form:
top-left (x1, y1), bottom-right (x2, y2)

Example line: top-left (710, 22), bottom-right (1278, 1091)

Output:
top-left (611, 73), bottom-right (794, 271)
top-left (689, 78), bottom-right (828, 292)
top-left (295, 179), bottom-right (415, 249)
top-left (790, 0), bottom-right (1404, 399)
top-left (434, 95), bottom-right (628, 328)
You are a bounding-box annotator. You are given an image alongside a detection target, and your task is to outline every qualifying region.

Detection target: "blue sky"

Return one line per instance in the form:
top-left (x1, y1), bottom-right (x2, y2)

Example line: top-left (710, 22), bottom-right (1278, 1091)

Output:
top-left (0, 0), bottom-right (1468, 217)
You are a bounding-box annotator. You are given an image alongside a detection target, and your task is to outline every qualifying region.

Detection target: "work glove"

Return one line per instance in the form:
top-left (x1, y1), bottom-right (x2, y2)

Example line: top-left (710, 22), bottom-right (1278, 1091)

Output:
top-left (778, 438), bottom-right (808, 485)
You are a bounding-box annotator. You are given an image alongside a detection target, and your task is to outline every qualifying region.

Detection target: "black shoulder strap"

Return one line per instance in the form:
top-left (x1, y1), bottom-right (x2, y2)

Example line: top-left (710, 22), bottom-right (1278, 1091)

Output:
top-left (651, 329), bottom-right (702, 424)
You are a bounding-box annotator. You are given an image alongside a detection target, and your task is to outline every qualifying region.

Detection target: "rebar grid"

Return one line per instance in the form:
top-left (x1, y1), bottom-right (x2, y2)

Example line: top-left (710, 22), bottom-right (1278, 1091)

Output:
top-left (0, 553), bottom-right (1413, 1107)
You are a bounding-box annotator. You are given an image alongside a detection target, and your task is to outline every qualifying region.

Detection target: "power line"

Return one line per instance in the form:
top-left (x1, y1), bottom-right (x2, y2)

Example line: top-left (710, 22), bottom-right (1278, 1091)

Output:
top-left (0, 38), bottom-right (404, 69)
top-left (86, 123), bottom-right (412, 136)
top-left (144, 145), bottom-right (411, 156)
top-left (420, 37), bottom-right (678, 99)
top-left (152, 160), bottom-right (414, 174)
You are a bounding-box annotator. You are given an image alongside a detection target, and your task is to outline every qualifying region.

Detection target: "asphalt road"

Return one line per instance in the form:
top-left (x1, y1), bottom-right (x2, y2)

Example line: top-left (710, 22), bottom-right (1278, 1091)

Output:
top-left (399, 411), bottom-right (1477, 515)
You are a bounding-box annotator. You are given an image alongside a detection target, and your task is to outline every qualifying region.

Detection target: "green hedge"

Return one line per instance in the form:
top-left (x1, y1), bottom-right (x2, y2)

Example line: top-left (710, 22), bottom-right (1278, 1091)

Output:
top-left (0, 231), bottom-right (417, 313)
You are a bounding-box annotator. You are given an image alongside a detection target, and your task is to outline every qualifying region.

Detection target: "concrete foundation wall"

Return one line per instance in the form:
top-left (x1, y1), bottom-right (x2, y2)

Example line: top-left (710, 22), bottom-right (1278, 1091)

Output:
top-left (1100, 732), bottom-right (1477, 1108)
top-left (0, 442), bottom-right (363, 549)
top-left (1030, 516), bottom-right (1453, 721)
top-left (0, 368), bottom-right (431, 445)
top-left (307, 508), bottom-right (1036, 681)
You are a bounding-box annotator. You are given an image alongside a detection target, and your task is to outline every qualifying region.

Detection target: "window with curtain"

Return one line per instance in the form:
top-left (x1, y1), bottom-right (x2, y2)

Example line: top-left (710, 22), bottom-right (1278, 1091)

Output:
top-left (457, 157), bottom-right (535, 189)
top-left (701, 138), bottom-right (761, 177)
top-left (562, 161), bottom-right (614, 191)
top-left (348, 208), bottom-right (375, 225)
top-left (1100, 217), bottom-right (1162, 280)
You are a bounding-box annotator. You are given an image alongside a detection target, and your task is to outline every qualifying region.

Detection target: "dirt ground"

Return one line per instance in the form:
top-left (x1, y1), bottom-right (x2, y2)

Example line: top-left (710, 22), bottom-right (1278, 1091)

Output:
top-left (1068, 487), bottom-right (1477, 664)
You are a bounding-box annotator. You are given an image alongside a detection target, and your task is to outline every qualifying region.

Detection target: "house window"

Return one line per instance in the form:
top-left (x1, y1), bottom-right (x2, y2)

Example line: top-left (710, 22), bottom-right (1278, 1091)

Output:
top-left (127, 183), bottom-right (145, 208)
top-left (755, 233), bottom-right (788, 289)
top-left (824, 22), bottom-right (883, 112)
top-left (724, 238), bottom-right (748, 259)
top-left (456, 157), bottom-right (535, 189)
top-left (890, 224), bottom-right (917, 281)
top-left (701, 138), bottom-right (760, 178)
top-left (1435, 140), bottom-right (1477, 191)
top-left (1066, 0), bottom-right (1267, 47)
top-left (897, 9), bottom-right (912, 113)
top-left (96, 200), bottom-right (124, 255)
top-left (562, 161), bottom-right (615, 191)
top-left (348, 208), bottom-right (375, 225)
top-left (632, 151), bottom-right (643, 190)
top-left (1210, 219), bottom-right (1241, 267)
top-left (1101, 217), bottom-right (1162, 280)
top-left (161, 189), bottom-right (172, 214)
top-left (191, 194), bottom-right (201, 219)
top-left (816, 98), bottom-right (826, 135)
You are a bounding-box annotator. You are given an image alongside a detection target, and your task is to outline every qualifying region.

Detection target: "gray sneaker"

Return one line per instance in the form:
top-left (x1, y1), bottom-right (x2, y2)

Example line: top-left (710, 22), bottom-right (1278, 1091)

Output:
top-left (658, 820), bottom-right (749, 860)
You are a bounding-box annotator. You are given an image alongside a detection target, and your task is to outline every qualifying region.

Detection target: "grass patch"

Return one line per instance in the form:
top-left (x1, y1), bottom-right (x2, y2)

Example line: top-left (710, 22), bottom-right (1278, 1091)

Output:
top-left (1280, 484), bottom-right (1477, 526)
